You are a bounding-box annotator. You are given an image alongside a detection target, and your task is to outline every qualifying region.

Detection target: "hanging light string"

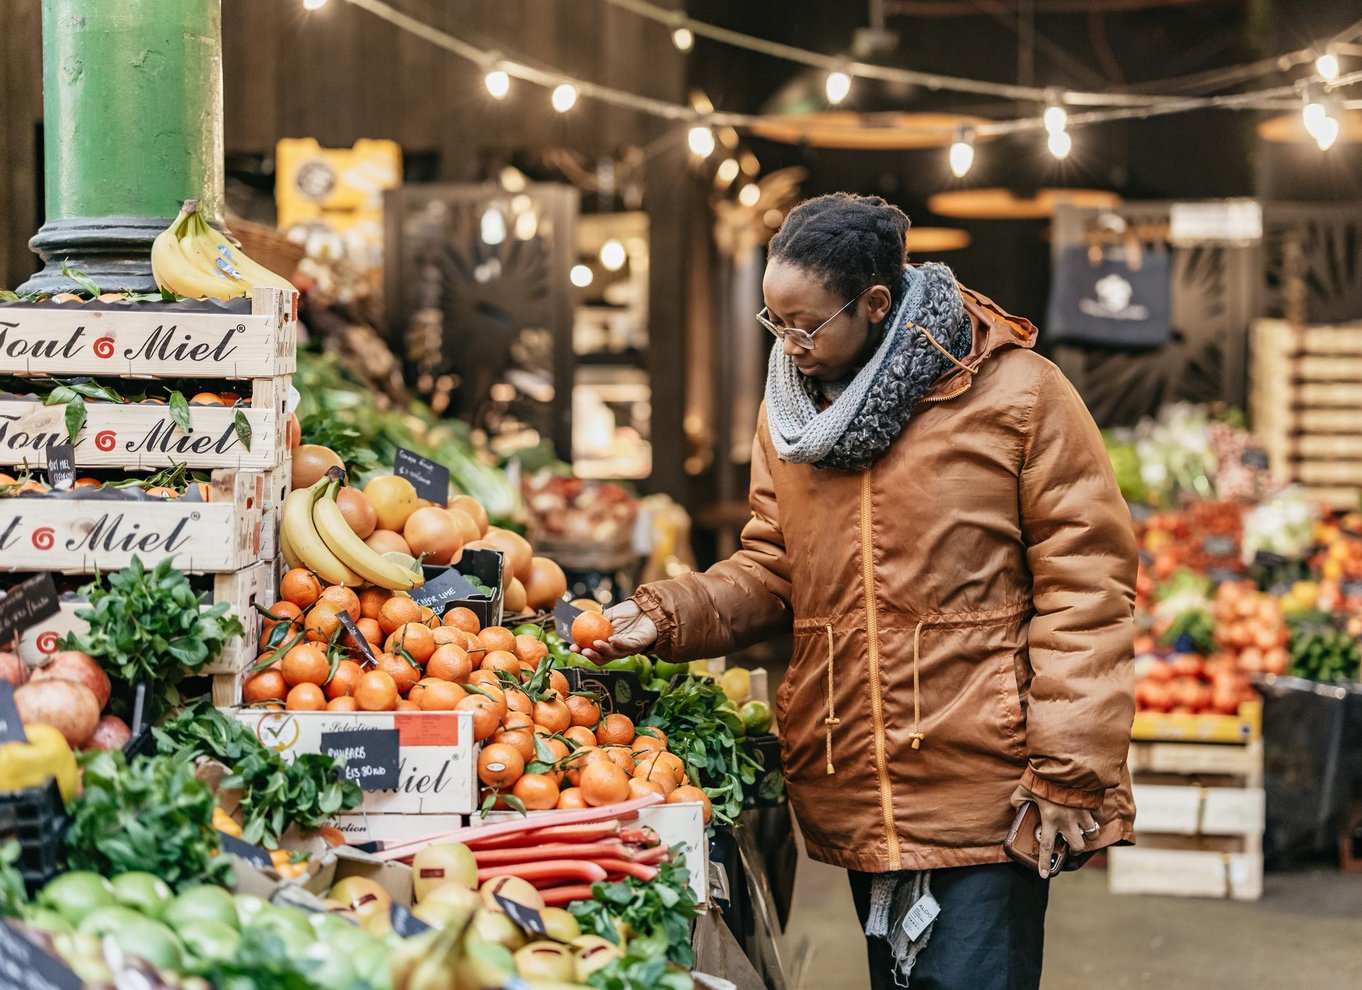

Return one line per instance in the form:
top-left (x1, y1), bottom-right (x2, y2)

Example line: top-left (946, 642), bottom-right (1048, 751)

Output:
top-left (340, 0), bottom-right (1359, 141)
top-left (599, 0), bottom-right (1361, 109)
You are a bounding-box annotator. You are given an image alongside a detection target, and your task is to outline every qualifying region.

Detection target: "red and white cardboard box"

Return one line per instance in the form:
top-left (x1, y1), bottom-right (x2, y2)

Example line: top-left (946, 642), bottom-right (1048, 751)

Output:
top-left (231, 709), bottom-right (477, 815)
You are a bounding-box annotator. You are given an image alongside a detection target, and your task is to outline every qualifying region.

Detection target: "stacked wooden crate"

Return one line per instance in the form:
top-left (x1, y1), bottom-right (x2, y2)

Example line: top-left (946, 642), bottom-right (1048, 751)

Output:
top-left (1109, 707), bottom-right (1265, 900)
top-left (0, 288), bottom-right (296, 695)
top-left (1251, 319), bottom-right (1362, 508)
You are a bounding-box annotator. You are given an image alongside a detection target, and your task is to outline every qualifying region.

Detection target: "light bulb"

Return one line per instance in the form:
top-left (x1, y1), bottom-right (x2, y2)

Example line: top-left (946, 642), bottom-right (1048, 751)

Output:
top-left (1043, 104), bottom-right (1067, 134)
top-left (1303, 99), bottom-right (1328, 137)
top-left (484, 69), bottom-right (510, 100)
top-left (948, 127), bottom-right (975, 178)
top-left (1047, 128), bottom-right (1072, 160)
top-left (825, 70), bottom-right (852, 106)
top-left (599, 239), bottom-right (627, 271)
top-left (672, 26), bottom-right (694, 51)
top-left (551, 83), bottom-right (578, 113)
top-left (570, 264), bottom-right (594, 288)
top-left (1316, 51), bottom-right (1340, 82)
top-left (480, 208), bottom-right (507, 246)
top-left (687, 125), bottom-right (716, 158)
top-left (716, 158), bottom-right (740, 184)
top-left (302, 0), bottom-right (328, 10)
top-left (1315, 115), bottom-right (1341, 151)
top-left (738, 183), bottom-right (761, 208)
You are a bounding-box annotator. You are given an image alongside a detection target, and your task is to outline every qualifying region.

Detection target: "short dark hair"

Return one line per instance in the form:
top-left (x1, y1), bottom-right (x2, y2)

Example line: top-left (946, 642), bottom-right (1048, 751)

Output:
top-left (768, 193), bottom-right (911, 303)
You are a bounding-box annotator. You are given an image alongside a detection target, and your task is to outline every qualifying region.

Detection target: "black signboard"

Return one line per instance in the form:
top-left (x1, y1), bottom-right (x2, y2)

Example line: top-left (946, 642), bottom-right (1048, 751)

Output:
top-left (390, 903), bottom-right (432, 937)
top-left (495, 892), bottom-right (547, 936)
top-left (553, 599), bottom-right (584, 641)
top-left (336, 610), bottom-right (379, 667)
top-left (564, 667), bottom-right (656, 724)
top-left (1242, 448), bottom-right (1271, 471)
top-left (393, 448), bottom-right (450, 506)
top-left (408, 567), bottom-right (480, 613)
top-left (0, 574), bottom-right (60, 644)
top-left (0, 683), bottom-right (26, 743)
top-left (218, 831), bottom-right (273, 868)
top-left (320, 728), bottom-right (400, 791)
top-left (44, 444), bottom-right (75, 492)
top-left (0, 919), bottom-right (84, 990)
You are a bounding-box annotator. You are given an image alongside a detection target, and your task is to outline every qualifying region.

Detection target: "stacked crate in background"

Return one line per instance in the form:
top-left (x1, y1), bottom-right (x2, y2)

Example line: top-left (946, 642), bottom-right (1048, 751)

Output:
top-left (1109, 710), bottom-right (1265, 900)
top-left (0, 288), bottom-right (296, 695)
top-left (1252, 319), bottom-right (1362, 508)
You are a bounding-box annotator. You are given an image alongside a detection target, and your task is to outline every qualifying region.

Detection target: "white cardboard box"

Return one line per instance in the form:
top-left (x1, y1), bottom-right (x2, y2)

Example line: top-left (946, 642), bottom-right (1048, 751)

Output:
top-left (231, 709), bottom-right (477, 815)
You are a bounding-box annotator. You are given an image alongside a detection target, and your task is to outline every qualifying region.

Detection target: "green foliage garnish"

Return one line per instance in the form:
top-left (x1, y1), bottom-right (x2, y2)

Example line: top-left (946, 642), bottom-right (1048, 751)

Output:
top-left (64, 750), bottom-right (231, 890)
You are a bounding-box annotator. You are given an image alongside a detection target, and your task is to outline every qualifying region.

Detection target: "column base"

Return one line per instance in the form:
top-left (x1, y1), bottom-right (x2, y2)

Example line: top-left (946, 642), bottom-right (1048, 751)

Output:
top-left (18, 216), bottom-right (170, 296)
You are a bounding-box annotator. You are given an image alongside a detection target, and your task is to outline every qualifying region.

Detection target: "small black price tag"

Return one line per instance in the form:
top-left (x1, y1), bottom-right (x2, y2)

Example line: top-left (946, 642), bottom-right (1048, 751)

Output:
top-left (320, 728), bottom-right (400, 791)
top-left (1202, 536), bottom-right (1236, 558)
top-left (408, 567), bottom-right (480, 612)
top-left (0, 574), bottom-right (60, 645)
top-left (553, 599), bottom-right (584, 641)
top-left (336, 610), bottom-right (379, 667)
top-left (495, 893), bottom-right (548, 935)
top-left (390, 903), bottom-right (432, 937)
top-left (393, 447), bottom-right (450, 506)
top-left (0, 918), bottom-right (84, 990)
top-left (218, 831), bottom-right (273, 869)
top-left (0, 683), bottom-right (27, 744)
top-left (1242, 448), bottom-right (1270, 470)
top-left (45, 444), bottom-right (76, 491)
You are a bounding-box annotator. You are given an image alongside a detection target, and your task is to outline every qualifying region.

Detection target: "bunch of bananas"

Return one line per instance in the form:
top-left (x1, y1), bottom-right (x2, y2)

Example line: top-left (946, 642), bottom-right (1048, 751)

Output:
top-left (151, 199), bottom-right (296, 300)
top-left (282, 474), bottom-right (426, 591)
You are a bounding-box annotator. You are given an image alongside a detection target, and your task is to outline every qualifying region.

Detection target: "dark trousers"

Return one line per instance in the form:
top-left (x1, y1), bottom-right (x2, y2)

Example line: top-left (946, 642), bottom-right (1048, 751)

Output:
top-left (848, 863), bottom-right (1049, 990)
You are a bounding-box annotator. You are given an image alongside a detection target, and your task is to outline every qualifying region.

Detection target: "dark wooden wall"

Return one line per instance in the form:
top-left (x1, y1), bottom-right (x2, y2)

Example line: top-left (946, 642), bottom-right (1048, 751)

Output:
top-left (1, 0), bottom-right (685, 288)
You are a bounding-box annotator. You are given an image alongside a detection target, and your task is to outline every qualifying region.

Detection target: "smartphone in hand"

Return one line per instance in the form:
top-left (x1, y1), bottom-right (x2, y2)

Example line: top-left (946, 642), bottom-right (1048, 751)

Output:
top-left (1004, 800), bottom-right (1068, 876)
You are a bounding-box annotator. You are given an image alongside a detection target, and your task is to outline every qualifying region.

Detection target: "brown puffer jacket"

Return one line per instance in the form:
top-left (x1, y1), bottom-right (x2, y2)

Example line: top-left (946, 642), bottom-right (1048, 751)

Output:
top-left (634, 286), bottom-right (1137, 873)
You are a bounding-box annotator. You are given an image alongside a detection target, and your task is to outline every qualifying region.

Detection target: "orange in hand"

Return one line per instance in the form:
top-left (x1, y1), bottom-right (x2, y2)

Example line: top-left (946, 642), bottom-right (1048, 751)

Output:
top-left (571, 611), bottom-right (614, 651)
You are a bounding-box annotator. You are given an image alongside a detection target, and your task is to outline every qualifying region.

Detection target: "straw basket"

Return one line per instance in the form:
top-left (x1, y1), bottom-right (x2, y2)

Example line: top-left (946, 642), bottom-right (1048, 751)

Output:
top-left (231, 220), bottom-right (306, 281)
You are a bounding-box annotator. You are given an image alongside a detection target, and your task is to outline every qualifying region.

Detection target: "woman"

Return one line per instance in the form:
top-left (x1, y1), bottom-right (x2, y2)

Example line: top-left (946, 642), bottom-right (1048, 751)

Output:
top-left (582, 193), bottom-right (1137, 990)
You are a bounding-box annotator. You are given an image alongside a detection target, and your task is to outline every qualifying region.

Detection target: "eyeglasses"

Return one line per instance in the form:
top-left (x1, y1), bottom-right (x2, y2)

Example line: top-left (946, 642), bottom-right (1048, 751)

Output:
top-left (756, 286), bottom-right (871, 350)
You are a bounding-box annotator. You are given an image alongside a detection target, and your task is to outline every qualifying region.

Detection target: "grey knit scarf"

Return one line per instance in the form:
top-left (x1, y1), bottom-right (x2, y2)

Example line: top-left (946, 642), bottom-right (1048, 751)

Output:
top-left (765, 264), bottom-right (971, 472)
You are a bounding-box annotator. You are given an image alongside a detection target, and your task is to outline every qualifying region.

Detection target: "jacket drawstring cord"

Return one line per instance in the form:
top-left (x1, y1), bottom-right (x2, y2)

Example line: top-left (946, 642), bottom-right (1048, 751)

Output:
top-left (910, 620), bottom-right (926, 750)
top-left (912, 320), bottom-right (977, 375)
top-left (824, 624), bottom-right (840, 774)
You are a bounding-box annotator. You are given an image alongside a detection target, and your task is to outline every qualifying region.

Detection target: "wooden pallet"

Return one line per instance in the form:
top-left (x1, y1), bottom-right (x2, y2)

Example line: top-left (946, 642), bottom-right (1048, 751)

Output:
top-left (17, 558), bottom-right (276, 679)
top-left (0, 374), bottom-right (290, 472)
top-left (0, 288), bottom-right (296, 378)
top-left (0, 468), bottom-right (268, 573)
top-left (1110, 739), bottom-right (1264, 900)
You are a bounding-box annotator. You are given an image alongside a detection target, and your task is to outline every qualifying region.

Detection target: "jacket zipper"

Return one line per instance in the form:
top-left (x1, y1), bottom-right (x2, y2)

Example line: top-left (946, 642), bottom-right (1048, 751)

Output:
top-left (860, 468), bottom-right (900, 870)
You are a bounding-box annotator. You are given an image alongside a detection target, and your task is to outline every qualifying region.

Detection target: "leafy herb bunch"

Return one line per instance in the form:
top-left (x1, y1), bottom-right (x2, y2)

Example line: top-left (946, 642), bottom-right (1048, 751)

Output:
top-left (62, 557), bottom-right (244, 720)
top-left (153, 700), bottom-right (362, 848)
top-left (64, 750), bottom-right (232, 890)
top-left (571, 854), bottom-right (698, 989)
top-left (642, 676), bottom-right (760, 827)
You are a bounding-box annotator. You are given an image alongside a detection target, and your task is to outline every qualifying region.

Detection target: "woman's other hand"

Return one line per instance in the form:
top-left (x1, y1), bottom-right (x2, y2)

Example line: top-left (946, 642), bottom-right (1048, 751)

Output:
top-left (573, 600), bottom-right (659, 664)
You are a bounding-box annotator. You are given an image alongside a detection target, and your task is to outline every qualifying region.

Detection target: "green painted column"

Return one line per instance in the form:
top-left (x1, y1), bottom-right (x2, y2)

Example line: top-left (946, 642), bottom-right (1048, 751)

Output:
top-left (21, 0), bottom-right (225, 295)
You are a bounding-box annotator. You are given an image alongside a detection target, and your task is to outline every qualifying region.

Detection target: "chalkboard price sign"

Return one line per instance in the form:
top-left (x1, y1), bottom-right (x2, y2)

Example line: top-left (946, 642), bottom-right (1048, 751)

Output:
top-left (320, 728), bottom-right (400, 791)
top-left (393, 448), bottom-right (450, 506)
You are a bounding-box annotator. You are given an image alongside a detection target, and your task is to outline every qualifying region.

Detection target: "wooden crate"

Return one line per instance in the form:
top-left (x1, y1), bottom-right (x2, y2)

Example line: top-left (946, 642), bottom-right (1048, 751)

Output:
top-left (0, 375), bottom-right (290, 472)
top-left (0, 288), bottom-right (296, 378)
top-left (17, 559), bottom-right (276, 678)
top-left (258, 456), bottom-right (292, 561)
top-left (1111, 739), bottom-right (1264, 900)
top-left (1131, 702), bottom-right (1261, 744)
top-left (1251, 319), bottom-right (1362, 507)
top-left (0, 468), bottom-right (268, 573)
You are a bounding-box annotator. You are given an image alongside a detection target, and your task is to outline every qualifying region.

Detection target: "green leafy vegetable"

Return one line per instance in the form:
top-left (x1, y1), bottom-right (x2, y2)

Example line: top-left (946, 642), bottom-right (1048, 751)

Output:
top-left (63, 393), bottom-right (85, 444)
top-left (642, 677), bottom-right (761, 827)
top-left (61, 263), bottom-right (101, 299)
top-left (152, 700), bottom-right (362, 848)
top-left (233, 408), bottom-right (253, 451)
top-left (0, 842), bottom-right (27, 918)
top-left (571, 853), bottom-right (698, 970)
top-left (169, 390), bottom-right (193, 434)
top-left (61, 557), bottom-right (245, 719)
top-left (64, 750), bottom-right (231, 890)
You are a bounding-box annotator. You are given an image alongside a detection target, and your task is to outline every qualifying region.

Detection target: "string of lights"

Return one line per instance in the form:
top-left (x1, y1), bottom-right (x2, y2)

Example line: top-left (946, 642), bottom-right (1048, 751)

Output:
top-left (317, 0), bottom-right (1359, 180)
